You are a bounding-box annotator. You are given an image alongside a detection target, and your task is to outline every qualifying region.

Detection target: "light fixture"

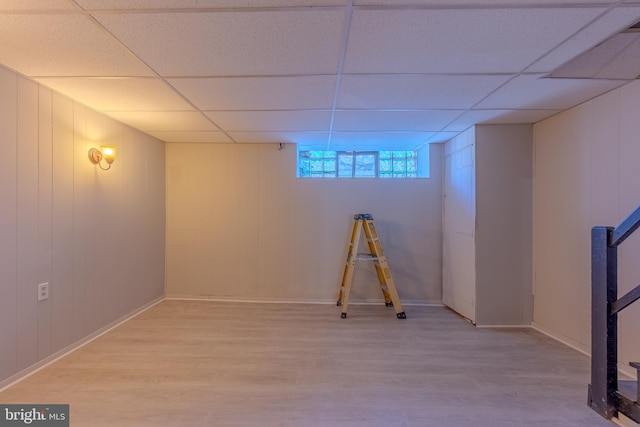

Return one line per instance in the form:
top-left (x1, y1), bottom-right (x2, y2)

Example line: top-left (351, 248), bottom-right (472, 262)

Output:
top-left (88, 145), bottom-right (117, 170)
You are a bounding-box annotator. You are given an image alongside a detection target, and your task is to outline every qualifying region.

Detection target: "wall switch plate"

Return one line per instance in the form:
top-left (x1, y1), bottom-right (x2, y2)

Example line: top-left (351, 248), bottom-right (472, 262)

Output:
top-left (38, 283), bottom-right (49, 301)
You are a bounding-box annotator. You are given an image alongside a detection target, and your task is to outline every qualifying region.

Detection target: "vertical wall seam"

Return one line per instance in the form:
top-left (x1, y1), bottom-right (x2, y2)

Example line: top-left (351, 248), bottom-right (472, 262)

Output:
top-left (48, 92), bottom-right (53, 350)
top-left (36, 86), bottom-right (40, 361)
top-left (71, 103), bottom-right (75, 340)
top-left (14, 75), bottom-right (19, 374)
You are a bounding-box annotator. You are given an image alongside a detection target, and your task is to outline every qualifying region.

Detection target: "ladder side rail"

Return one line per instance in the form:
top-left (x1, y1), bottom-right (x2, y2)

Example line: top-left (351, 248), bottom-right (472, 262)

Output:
top-left (372, 261), bottom-right (393, 304)
top-left (337, 220), bottom-right (360, 305)
top-left (338, 220), bottom-right (363, 318)
top-left (363, 219), bottom-right (405, 318)
top-left (363, 220), bottom-right (393, 305)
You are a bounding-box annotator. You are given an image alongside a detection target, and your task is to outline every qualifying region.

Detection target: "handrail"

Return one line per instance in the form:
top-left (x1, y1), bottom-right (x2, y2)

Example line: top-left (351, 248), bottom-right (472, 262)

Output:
top-left (589, 205), bottom-right (640, 423)
top-left (610, 205), bottom-right (640, 247)
top-left (611, 284), bottom-right (640, 315)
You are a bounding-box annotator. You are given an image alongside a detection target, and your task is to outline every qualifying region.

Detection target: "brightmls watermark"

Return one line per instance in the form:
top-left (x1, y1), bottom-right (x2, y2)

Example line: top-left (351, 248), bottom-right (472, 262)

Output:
top-left (0, 405), bottom-right (68, 426)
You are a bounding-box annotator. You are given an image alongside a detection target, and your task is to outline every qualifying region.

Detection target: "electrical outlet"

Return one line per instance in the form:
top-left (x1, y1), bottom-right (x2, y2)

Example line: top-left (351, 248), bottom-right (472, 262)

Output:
top-left (38, 283), bottom-right (49, 301)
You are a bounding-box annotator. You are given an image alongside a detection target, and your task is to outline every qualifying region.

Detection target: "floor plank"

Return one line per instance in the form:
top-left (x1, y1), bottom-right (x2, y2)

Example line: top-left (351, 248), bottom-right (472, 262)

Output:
top-left (0, 301), bottom-right (614, 426)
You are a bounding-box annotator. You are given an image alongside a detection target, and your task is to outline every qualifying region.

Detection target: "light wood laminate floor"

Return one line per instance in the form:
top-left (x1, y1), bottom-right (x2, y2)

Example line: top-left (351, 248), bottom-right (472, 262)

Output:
top-left (0, 300), bottom-right (614, 426)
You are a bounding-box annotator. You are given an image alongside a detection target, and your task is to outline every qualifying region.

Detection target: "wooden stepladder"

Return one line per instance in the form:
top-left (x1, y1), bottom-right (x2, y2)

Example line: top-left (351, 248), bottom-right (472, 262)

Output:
top-left (336, 214), bottom-right (406, 319)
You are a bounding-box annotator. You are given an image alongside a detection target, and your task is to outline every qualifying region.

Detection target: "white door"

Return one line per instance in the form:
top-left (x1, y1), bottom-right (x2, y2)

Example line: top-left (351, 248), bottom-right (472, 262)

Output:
top-left (442, 137), bottom-right (476, 323)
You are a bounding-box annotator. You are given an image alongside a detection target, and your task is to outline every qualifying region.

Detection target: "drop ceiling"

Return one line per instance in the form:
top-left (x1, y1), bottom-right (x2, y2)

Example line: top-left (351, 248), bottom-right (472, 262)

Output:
top-left (2, 0), bottom-right (640, 150)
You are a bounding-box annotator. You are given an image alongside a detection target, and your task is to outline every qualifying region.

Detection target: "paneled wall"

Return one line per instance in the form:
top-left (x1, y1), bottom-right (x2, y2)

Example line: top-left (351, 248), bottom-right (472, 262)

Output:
top-left (443, 124), bottom-right (533, 326)
top-left (443, 128), bottom-right (476, 322)
top-left (533, 80), bottom-right (640, 375)
top-left (166, 143), bottom-right (442, 304)
top-left (475, 124), bottom-right (532, 326)
top-left (0, 66), bottom-right (165, 385)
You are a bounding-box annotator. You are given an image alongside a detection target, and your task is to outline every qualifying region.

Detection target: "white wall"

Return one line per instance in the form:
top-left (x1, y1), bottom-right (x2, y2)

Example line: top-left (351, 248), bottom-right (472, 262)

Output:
top-left (0, 66), bottom-right (166, 385)
top-left (443, 128), bottom-right (476, 321)
top-left (475, 124), bottom-right (532, 326)
top-left (165, 143), bottom-right (443, 304)
top-left (533, 80), bottom-right (640, 375)
top-left (443, 125), bottom-right (533, 326)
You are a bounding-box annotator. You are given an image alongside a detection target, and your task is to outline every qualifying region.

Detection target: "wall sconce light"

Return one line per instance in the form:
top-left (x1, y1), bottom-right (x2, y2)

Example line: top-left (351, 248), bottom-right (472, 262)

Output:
top-left (88, 146), bottom-right (117, 170)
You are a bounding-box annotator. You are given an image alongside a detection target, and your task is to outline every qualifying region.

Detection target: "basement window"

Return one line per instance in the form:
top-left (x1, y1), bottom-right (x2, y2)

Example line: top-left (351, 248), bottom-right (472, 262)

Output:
top-left (298, 150), bottom-right (422, 178)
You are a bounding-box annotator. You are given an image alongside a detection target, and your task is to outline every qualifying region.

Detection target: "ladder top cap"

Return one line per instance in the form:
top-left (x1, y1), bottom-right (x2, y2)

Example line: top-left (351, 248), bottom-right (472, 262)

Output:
top-left (354, 213), bottom-right (373, 220)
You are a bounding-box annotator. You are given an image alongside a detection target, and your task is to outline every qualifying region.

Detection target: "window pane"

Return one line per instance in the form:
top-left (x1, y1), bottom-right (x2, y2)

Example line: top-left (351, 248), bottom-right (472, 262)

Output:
top-left (354, 153), bottom-right (376, 178)
top-left (324, 159), bottom-right (335, 173)
top-left (392, 159), bottom-right (406, 173)
top-left (299, 157), bottom-right (310, 177)
top-left (310, 159), bottom-right (323, 172)
top-left (299, 149), bottom-right (420, 179)
top-left (338, 153), bottom-right (353, 177)
top-left (407, 158), bottom-right (417, 173)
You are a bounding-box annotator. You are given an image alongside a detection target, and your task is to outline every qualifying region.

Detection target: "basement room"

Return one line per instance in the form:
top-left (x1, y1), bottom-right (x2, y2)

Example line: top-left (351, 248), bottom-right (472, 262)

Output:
top-left (0, 1), bottom-right (639, 426)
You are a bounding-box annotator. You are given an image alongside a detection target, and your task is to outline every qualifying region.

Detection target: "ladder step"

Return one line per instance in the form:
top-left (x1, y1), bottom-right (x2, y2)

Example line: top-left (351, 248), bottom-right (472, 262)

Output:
top-left (355, 254), bottom-right (378, 261)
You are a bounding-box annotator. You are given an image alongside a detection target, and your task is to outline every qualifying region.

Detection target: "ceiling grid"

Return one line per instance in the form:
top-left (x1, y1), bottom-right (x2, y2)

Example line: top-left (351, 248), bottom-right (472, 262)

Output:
top-left (0, 0), bottom-right (639, 148)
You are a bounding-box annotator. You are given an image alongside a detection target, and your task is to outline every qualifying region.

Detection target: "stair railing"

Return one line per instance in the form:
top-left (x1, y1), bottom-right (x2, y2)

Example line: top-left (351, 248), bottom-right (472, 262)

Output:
top-left (589, 205), bottom-right (640, 422)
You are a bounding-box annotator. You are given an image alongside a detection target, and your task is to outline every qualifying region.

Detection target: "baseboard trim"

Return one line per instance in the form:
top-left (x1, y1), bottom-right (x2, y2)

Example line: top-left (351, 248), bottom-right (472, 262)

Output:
top-left (531, 322), bottom-right (637, 379)
top-left (165, 295), bottom-right (443, 306)
top-left (531, 321), bottom-right (590, 357)
top-left (0, 296), bottom-right (165, 393)
top-left (476, 324), bottom-right (532, 329)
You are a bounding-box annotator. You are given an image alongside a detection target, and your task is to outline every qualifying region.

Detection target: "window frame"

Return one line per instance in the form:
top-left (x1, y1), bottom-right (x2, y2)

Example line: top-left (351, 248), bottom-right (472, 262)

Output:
top-left (298, 150), bottom-right (419, 179)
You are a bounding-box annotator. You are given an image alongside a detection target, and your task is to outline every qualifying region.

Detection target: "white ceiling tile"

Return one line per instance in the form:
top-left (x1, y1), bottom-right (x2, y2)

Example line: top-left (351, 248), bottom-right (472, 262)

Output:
top-left (354, 0), bottom-right (616, 4)
top-left (205, 110), bottom-right (331, 132)
top-left (0, 1), bottom-right (635, 145)
top-left (0, 14), bottom-right (153, 77)
top-left (329, 132), bottom-right (434, 150)
top-left (34, 77), bottom-right (193, 111)
top-left (338, 75), bottom-right (511, 109)
top-left (147, 131), bottom-right (233, 143)
top-left (344, 8), bottom-right (606, 74)
top-left (528, 6), bottom-right (640, 73)
top-left (169, 76), bottom-right (337, 110)
top-left (476, 74), bottom-right (628, 110)
top-left (0, 0), bottom-right (75, 9)
top-left (444, 109), bottom-right (561, 132)
top-left (96, 9), bottom-right (345, 76)
top-left (78, 0), bottom-right (346, 8)
top-left (425, 132), bottom-right (460, 144)
top-left (333, 110), bottom-right (461, 132)
top-left (105, 111), bottom-right (220, 132)
top-left (228, 131), bottom-right (329, 144)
